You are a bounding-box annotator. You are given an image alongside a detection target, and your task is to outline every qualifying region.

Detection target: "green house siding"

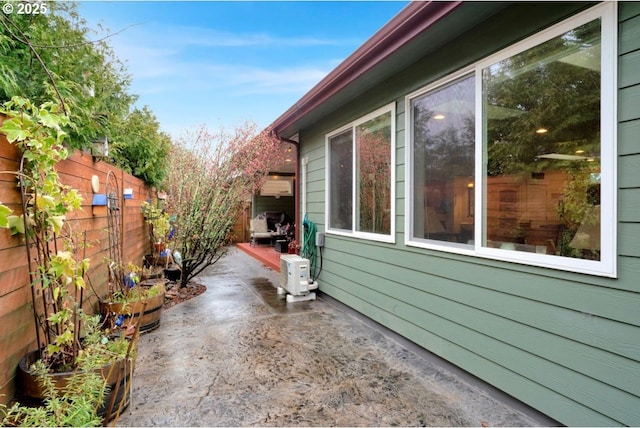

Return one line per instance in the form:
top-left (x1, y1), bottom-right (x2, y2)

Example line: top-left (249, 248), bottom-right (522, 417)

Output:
top-left (620, 3), bottom-right (640, 272)
top-left (297, 3), bottom-right (640, 425)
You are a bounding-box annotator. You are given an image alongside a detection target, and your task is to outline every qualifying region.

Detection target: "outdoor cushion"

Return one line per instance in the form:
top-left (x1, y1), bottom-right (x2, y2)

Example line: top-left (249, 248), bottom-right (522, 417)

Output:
top-left (252, 232), bottom-right (273, 240)
top-left (250, 216), bottom-right (273, 246)
top-left (250, 217), bottom-right (269, 234)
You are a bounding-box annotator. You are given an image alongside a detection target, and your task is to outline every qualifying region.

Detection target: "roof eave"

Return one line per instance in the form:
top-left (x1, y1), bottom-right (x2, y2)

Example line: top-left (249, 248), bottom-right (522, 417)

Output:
top-left (271, 1), bottom-right (463, 137)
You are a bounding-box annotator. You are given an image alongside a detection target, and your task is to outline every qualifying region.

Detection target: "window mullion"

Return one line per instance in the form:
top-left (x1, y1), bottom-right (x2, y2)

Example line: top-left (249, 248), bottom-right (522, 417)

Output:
top-left (352, 126), bottom-right (357, 234)
top-left (474, 66), bottom-right (483, 252)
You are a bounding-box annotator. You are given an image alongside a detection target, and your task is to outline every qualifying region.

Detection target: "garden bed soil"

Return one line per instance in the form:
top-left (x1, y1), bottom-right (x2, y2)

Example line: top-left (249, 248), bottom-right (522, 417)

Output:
top-left (163, 282), bottom-right (206, 309)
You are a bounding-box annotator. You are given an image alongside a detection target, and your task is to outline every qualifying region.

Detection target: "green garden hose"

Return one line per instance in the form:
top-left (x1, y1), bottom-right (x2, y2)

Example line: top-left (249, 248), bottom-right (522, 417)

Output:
top-left (302, 214), bottom-right (319, 281)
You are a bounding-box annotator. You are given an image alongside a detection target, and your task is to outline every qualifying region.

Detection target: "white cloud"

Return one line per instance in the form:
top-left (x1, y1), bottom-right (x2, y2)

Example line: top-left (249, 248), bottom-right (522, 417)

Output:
top-left (92, 18), bottom-right (355, 137)
top-left (225, 66), bottom-right (329, 95)
top-left (147, 24), bottom-right (360, 48)
top-left (119, 53), bottom-right (327, 94)
top-left (109, 34), bottom-right (331, 97)
top-left (105, 22), bottom-right (338, 97)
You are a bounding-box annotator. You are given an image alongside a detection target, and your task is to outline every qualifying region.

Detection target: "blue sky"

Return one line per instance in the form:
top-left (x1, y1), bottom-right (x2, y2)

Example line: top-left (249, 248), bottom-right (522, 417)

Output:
top-left (77, 1), bottom-right (408, 137)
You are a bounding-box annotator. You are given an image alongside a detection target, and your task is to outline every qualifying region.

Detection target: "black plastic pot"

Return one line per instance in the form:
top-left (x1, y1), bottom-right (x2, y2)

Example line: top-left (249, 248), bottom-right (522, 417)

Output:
top-left (164, 266), bottom-right (181, 282)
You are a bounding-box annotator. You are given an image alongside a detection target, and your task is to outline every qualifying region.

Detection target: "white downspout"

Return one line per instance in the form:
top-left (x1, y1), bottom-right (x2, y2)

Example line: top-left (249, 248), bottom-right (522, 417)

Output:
top-left (300, 156), bottom-right (308, 253)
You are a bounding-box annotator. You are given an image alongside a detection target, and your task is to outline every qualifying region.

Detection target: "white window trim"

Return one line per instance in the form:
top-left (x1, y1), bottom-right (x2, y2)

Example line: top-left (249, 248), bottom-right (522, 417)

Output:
top-left (405, 2), bottom-right (617, 277)
top-left (325, 103), bottom-right (396, 244)
top-left (404, 68), bottom-right (476, 256)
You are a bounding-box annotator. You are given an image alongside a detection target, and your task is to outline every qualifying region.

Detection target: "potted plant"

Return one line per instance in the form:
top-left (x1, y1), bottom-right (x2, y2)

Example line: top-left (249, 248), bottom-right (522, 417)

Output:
top-left (141, 199), bottom-right (172, 253)
top-left (2, 358), bottom-right (108, 426)
top-left (0, 97), bottom-right (138, 423)
top-left (99, 261), bottom-right (167, 334)
top-left (15, 314), bottom-right (139, 424)
top-left (2, 314), bottom-right (138, 426)
top-left (141, 199), bottom-right (176, 279)
top-left (141, 199), bottom-right (183, 283)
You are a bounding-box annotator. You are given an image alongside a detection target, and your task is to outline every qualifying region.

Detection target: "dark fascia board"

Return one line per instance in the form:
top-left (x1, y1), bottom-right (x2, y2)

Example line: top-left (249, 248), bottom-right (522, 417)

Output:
top-left (271, 1), bottom-right (464, 138)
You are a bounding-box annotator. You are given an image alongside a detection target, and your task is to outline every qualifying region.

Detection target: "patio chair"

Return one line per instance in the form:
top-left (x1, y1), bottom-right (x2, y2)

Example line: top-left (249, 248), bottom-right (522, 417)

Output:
top-left (249, 214), bottom-right (274, 246)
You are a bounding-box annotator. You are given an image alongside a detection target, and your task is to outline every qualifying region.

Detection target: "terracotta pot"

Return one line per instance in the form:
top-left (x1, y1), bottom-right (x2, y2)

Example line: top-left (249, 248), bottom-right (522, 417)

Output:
top-left (100, 283), bottom-right (166, 333)
top-left (17, 349), bottom-right (134, 421)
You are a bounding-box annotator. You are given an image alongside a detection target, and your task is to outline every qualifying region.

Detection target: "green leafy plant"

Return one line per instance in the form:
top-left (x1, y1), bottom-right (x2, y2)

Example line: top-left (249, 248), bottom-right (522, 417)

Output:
top-left (0, 97), bottom-right (136, 378)
top-left (108, 107), bottom-right (171, 188)
top-left (108, 283), bottom-right (163, 304)
top-left (0, 96), bottom-right (90, 371)
top-left (104, 260), bottom-right (163, 304)
top-left (141, 200), bottom-right (172, 244)
top-left (0, 42), bottom-right (140, 423)
top-left (0, 2), bottom-right (134, 151)
top-left (0, 315), bottom-right (136, 427)
top-left (1, 359), bottom-right (107, 427)
top-left (1, 2), bottom-right (170, 186)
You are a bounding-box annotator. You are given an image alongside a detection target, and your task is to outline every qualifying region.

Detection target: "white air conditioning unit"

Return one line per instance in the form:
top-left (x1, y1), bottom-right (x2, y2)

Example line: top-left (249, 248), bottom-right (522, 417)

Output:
top-left (278, 255), bottom-right (317, 302)
top-left (260, 177), bottom-right (293, 197)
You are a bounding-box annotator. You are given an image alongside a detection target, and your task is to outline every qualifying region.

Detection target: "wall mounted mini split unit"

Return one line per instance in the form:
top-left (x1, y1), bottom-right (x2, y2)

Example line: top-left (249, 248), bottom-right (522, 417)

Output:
top-left (279, 255), bottom-right (317, 302)
top-left (260, 177), bottom-right (293, 197)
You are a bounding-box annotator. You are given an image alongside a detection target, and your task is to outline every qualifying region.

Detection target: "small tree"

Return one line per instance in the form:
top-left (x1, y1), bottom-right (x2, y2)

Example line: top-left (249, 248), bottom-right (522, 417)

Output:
top-left (165, 123), bottom-right (284, 287)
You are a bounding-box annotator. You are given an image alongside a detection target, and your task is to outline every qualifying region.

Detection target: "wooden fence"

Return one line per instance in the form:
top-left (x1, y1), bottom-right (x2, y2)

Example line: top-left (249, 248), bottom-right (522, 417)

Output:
top-left (0, 126), bottom-right (154, 403)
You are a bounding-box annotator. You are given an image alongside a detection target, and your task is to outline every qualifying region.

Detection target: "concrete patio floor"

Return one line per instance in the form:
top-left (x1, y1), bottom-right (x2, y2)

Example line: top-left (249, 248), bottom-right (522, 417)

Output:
top-left (116, 248), bottom-right (554, 427)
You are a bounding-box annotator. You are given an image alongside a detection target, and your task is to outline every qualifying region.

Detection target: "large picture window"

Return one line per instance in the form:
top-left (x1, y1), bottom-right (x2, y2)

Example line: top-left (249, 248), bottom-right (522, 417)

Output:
top-left (483, 16), bottom-right (603, 259)
top-left (327, 104), bottom-right (395, 242)
top-left (406, 3), bottom-right (616, 276)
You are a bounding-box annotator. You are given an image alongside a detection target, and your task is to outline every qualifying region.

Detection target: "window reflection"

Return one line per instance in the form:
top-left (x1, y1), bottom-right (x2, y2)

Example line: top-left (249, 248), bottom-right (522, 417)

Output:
top-left (411, 74), bottom-right (475, 245)
top-left (329, 130), bottom-right (353, 231)
top-left (328, 108), bottom-right (394, 238)
top-left (483, 18), bottom-right (601, 260)
top-left (356, 112), bottom-right (392, 234)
